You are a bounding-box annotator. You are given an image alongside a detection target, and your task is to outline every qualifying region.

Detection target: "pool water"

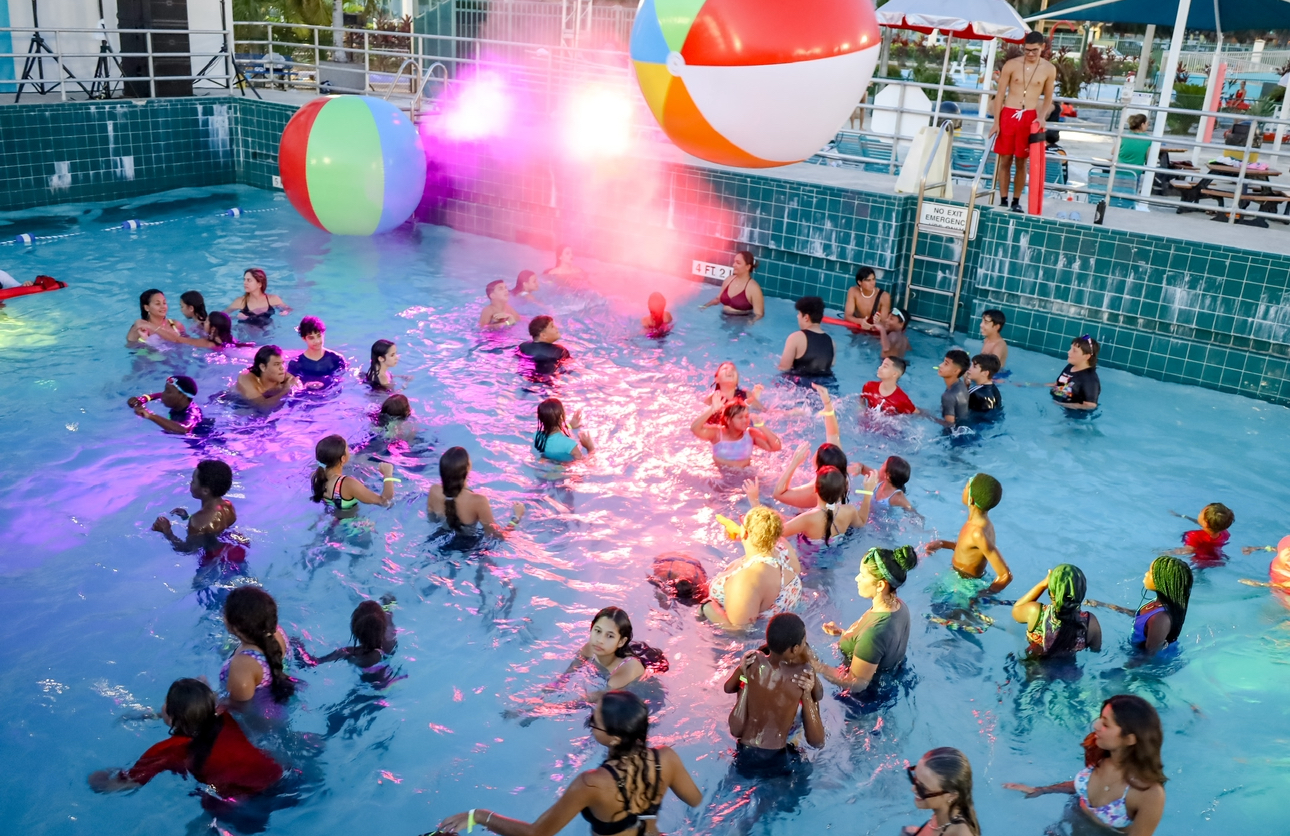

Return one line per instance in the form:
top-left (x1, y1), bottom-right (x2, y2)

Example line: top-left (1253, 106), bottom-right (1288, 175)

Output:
top-left (0, 185), bottom-right (1287, 836)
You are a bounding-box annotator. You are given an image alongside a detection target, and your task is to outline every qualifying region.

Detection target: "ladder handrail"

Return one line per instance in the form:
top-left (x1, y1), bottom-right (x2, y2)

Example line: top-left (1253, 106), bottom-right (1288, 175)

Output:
top-left (384, 57), bottom-right (422, 109)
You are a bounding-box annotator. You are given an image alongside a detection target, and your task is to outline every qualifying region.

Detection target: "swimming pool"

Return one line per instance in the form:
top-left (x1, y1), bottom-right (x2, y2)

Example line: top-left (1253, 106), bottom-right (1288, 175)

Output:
top-left (0, 183), bottom-right (1286, 835)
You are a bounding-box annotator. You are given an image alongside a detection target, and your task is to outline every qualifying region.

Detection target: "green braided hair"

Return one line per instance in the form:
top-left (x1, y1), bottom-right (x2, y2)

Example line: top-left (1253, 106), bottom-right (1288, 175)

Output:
top-left (1149, 555), bottom-right (1192, 644)
top-left (863, 545), bottom-right (919, 589)
top-left (1038, 564), bottom-right (1089, 655)
top-left (967, 473), bottom-right (1002, 511)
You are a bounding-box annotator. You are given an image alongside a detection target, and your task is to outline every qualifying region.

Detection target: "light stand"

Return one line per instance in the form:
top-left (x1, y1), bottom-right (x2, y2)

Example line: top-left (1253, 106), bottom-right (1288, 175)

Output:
top-left (90, 1), bottom-right (122, 100)
top-left (15, 0), bottom-right (89, 102)
top-left (192, 0), bottom-right (260, 99)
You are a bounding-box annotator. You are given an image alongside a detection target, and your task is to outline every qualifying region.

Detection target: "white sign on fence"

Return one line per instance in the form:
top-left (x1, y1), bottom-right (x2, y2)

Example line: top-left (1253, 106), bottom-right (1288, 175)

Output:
top-left (692, 260), bottom-right (733, 281)
top-left (918, 203), bottom-right (979, 240)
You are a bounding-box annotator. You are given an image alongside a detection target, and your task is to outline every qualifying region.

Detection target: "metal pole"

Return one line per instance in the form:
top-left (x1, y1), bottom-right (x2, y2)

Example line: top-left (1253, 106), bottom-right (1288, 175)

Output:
top-left (933, 31), bottom-right (951, 120)
top-left (54, 30), bottom-right (66, 101)
top-left (1228, 116), bottom-right (1255, 225)
top-left (1133, 24), bottom-right (1155, 91)
top-left (1274, 80), bottom-right (1290, 162)
top-left (1140, 0), bottom-right (1191, 198)
top-left (1196, 25), bottom-right (1223, 164)
top-left (147, 30), bottom-right (156, 98)
top-left (978, 38), bottom-right (997, 137)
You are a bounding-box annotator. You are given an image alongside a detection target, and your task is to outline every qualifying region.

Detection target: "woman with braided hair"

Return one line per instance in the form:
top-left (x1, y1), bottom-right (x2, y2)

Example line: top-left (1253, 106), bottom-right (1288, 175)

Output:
top-left (1011, 564), bottom-right (1102, 657)
top-left (813, 546), bottom-right (917, 694)
top-left (1089, 556), bottom-right (1192, 656)
top-left (222, 587), bottom-right (294, 716)
top-left (436, 691), bottom-right (702, 836)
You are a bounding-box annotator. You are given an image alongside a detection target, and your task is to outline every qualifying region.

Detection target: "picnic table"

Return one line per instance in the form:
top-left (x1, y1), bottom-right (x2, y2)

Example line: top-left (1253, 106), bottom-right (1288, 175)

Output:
top-left (1172, 162), bottom-right (1287, 223)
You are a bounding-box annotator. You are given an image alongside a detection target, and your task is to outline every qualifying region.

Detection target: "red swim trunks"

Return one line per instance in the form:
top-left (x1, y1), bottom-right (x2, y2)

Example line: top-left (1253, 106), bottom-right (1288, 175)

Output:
top-left (994, 107), bottom-right (1038, 158)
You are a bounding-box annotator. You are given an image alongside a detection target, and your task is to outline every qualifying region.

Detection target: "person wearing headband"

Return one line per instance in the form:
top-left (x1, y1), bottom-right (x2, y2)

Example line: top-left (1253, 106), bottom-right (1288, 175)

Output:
top-left (814, 546), bottom-right (918, 695)
top-left (127, 375), bottom-right (205, 434)
top-left (921, 474), bottom-right (1013, 627)
top-left (875, 306), bottom-right (911, 360)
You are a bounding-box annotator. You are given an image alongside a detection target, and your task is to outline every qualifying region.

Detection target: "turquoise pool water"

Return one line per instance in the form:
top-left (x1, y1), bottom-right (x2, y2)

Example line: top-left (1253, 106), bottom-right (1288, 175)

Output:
top-left (0, 185), bottom-right (1287, 835)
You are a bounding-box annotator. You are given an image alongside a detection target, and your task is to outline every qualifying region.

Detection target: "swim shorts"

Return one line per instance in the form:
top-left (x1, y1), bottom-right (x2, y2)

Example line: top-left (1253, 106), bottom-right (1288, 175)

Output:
top-left (994, 107), bottom-right (1038, 159)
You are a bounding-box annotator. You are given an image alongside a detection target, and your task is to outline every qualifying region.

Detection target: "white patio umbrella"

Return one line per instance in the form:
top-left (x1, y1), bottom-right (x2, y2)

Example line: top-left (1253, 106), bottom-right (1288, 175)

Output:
top-left (876, 0), bottom-right (1031, 132)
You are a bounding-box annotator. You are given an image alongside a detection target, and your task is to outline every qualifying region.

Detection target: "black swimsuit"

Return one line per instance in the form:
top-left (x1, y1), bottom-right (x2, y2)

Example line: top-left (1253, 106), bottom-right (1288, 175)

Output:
top-left (791, 330), bottom-right (835, 376)
top-left (580, 749), bottom-right (663, 836)
top-left (241, 298), bottom-right (276, 327)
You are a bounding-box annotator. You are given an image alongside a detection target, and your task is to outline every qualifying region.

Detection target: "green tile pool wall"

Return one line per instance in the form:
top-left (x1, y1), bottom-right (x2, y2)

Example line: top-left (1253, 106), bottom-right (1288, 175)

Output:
top-left (961, 210), bottom-right (1290, 404)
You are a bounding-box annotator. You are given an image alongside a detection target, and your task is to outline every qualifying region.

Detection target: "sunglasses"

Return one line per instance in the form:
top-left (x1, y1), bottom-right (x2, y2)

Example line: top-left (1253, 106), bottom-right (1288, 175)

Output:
top-left (906, 765), bottom-right (950, 800)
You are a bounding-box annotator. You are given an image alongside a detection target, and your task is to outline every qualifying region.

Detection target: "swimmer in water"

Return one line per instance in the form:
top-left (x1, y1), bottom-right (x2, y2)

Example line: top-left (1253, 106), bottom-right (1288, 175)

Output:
top-left (179, 290), bottom-right (208, 330)
top-left (1171, 503), bottom-right (1234, 565)
top-left (435, 690), bottom-right (702, 836)
top-left (704, 361), bottom-right (766, 420)
top-left (723, 613), bottom-right (824, 775)
top-left (427, 446), bottom-right (524, 537)
top-left (222, 587), bottom-right (294, 711)
top-left (816, 546), bottom-right (918, 694)
top-left (128, 375), bottom-right (205, 434)
top-left (700, 250), bottom-right (764, 318)
top-left (1240, 536), bottom-right (1290, 593)
top-left (126, 288), bottom-right (187, 345)
top-left (900, 748), bottom-right (981, 836)
top-left (311, 597), bottom-right (398, 669)
top-left (312, 434), bottom-right (397, 512)
top-left (747, 466), bottom-right (875, 546)
top-left (518, 315), bottom-right (572, 367)
top-left (922, 473), bottom-right (1013, 597)
top-left (236, 345), bottom-right (301, 407)
top-left (1047, 335), bottom-right (1100, 410)
top-left (875, 307), bottom-right (911, 360)
top-left (479, 280), bottom-right (521, 328)
top-left (778, 296), bottom-right (834, 376)
top-left (701, 507), bottom-right (801, 631)
top-left (568, 607), bottom-right (667, 700)
top-left (287, 315), bottom-right (346, 382)
top-left (1088, 556), bottom-right (1193, 657)
top-left (226, 267), bottom-right (289, 325)
top-left (690, 402), bottom-right (781, 468)
top-left (541, 242), bottom-right (588, 281)
top-left (1011, 564), bottom-right (1102, 658)
top-left (364, 339), bottom-right (399, 390)
top-left (981, 310), bottom-right (1009, 372)
top-left (533, 398), bottom-right (594, 462)
top-left (842, 266), bottom-right (891, 333)
top-left (642, 292), bottom-right (674, 334)
top-left (513, 269), bottom-right (539, 297)
top-left (852, 456), bottom-right (920, 518)
top-left (771, 384), bottom-right (846, 509)
top-left (87, 678), bottom-right (282, 798)
top-left (151, 460), bottom-right (237, 552)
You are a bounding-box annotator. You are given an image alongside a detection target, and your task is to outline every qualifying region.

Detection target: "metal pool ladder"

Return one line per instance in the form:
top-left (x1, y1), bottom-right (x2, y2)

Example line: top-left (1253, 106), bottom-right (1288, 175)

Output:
top-left (902, 123), bottom-right (995, 334)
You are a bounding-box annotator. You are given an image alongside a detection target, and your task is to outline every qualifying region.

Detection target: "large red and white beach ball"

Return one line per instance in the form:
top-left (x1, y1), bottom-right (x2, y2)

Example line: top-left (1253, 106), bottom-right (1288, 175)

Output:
top-left (629, 0), bottom-right (881, 168)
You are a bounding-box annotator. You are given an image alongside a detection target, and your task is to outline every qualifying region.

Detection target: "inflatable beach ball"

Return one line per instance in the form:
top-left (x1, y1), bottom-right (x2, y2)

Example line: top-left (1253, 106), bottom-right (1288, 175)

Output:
top-left (279, 96), bottom-right (426, 235)
top-left (630, 0), bottom-right (880, 168)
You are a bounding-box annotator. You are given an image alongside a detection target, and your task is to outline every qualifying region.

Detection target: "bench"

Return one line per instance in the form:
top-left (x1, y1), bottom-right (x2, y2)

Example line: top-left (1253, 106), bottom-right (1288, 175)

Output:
top-left (1200, 189), bottom-right (1290, 226)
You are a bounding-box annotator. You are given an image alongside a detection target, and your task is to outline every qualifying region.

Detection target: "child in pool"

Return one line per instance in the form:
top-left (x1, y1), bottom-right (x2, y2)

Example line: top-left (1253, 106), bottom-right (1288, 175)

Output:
top-left (287, 316), bottom-right (346, 383)
top-left (1172, 503), bottom-right (1234, 565)
top-left (568, 607), bottom-right (667, 700)
top-left (875, 307), bottom-right (911, 360)
top-left (853, 455), bottom-right (920, 517)
top-left (1240, 535), bottom-right (1290, 596)
top-left (479, 280), bottom-right (520, 328)
top-left (922, 473), bottom-right (1013, 601)
top-left (151, 460), bottom-right (238, 554)
top-left (364, 340), bottom-right (399, 390)
top-left (312, 434), bottom-right (397, 512)
top-left (642, 291), bottom-right (674, 334)
top-left (981, 309), bottom-right (1009, 373)
top-left (861, 357), bottom-right (918, 415)
top-left (222, 587), bottom-right (294, 711)
top-left (533, 397), bottom-right (594, 461)
top-left (87, 678), bottom-right (281, 798)
top-left (129, 375), bottom-right (205, 435)
top-left (966, 353), bottom-right (1003, 415)
top-left (312, 597), bottom-right (398, 669)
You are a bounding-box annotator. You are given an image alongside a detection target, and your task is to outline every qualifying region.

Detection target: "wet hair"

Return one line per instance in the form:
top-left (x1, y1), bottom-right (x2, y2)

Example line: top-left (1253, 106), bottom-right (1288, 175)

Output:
top-left (180, 290), bottom-right (208, 324)
top-left (139, 288), bottom-right (164, 320)
top-left (1043, 564), bottom-right (1090, 655)
top-left (719, 402), bottom-right (749, 433)
top-left (968, 473), bottom-right (1002, 511)
top-left (888, 306), bottom-right (907, 327)
top-left (244, 268), bottom-right (268, 294)
top-left (350, 600), bottom-right (389, 654)
top-left (885, 356), bottom-right (908, 375)
top-left (379, 394), bottom-right (412, 422)
top-left (250, 344), bottom-right (282, 378)
top-left (883, 456), bottom-right (911, 492)
top-left (513, 270), bottom-right (536, 293)
top-left (311, 434), bottom-right (348, 502)
top-left (529, 315), bottom-right (554, 340)
top-left (592, 606), bottom-right (634, 657)
top-left (171, 375), bottom-right (199, 399)
top-left (855, 265), bottom-right (876, 285)
top-left (944, 349), bottom-right (971, 377)
top-left (1199, 502), bottom-right (1234, 533)
top-left (742, 505), bottom-right (783, 554)
top-left (921, 748), bottom-right (981, 836)
top-left (207, 312), bottom-right (236, 346)
top-left (647, 292), bottom-right (667, 327)
top-left (439, 446), bottom-right (471, 530)
top-left (365, 340), bottom-right (395, 388)
top-left (982, 309), bottom-right (1006, 330)
top-left (534, 398), bottom-right (569, 453)
top-left (599, 690), bottom-right (650, 767)
top-left (297, 316), bottom-right (324, 338)
top-left (162, 678), bottom-right (223, 776)
top-left (556, 243), bottom-right (574, 263)
top-left (735, 250), bottom-right (757, 272)
top-left (195, 460), bottom-right (233, 497)
top-left (815, 443), bottom-right (847, 475)
top-left (1072, 335), bottom-right (1100, 367)
top-left (816, 466), bottom-right (847, 545)
top-left (1024, 31), bottom-right (1046, 45)
top-left (1149, 556), bottom-right (1192, 644)
top-left (713, 362), bottom-right (740, 390)
top-left (863, 545), bottom-right (918, 589)
top-left (1128, 113), bottom-right (1148, 131)
top-left (1100, 695), bottom-right (1167, 788)
top-left (766, 612), bottom-right (806, 654)
top-left (972, 353), bottom-right (1001, 378)
top-left (795, 295), bottom-right (825, 324)
top-left (486, 279), bottom-right (506, 298)
top-left (224, 586), bottom-right (294, 703)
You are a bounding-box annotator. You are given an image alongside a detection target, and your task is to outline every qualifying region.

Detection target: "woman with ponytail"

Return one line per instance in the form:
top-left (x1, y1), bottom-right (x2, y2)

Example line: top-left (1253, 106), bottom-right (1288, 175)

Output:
top-left (814, 546), bottom-right (918, 693)
top-left (902, 747), bottom-right (980, 836)
top-left (749, 467), bottom-right (875, 549)
top-left (436, 690), bottom-right (701, 836)
top-left (1012, 564), bottom-right (1102, 657)
top-left (310, 434), bottom-right (396, 516)
top-left (364, 339), bottom-right (399, 390)
top-left (88, 678), bottom-right (281, 798)
top-left (180, 290), bottom-right (209, 327)
top-left (427, 446), bottom-right (524, 537)
top-left (221, 587), bottom-right (294, 713)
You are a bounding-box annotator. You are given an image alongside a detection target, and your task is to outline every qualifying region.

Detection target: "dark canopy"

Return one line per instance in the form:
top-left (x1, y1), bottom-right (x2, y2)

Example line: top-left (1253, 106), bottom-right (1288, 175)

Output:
top-left (1027, 0), bottom-right (1290, 32)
